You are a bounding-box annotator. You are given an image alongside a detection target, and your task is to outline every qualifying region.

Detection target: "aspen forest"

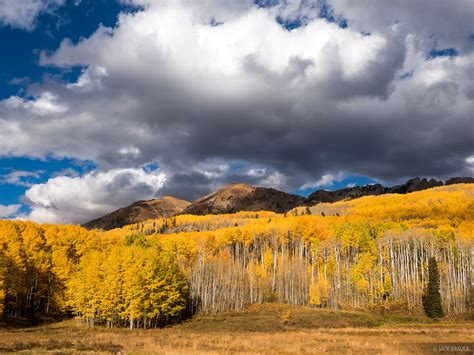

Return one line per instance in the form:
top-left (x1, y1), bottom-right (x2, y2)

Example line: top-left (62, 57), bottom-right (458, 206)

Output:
top-left (0, 184), bottom-right (473, 329)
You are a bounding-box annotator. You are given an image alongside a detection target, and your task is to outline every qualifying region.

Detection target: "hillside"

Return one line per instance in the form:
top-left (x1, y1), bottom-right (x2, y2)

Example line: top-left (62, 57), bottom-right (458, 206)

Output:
top-left (307, 183), bottom-right (386, 204)
top-left (82, 177), bottom-right (473, 228)
top-left (2, 184), bottom-right (472, 329)
top-left (83, 196), bottom-right (190, 230)
top-left (299, 182), bottom-right (474, 222)
top-left (181, 182), bottom-right (306, 215)
top-left (307, 177), bottom-right (473, 204)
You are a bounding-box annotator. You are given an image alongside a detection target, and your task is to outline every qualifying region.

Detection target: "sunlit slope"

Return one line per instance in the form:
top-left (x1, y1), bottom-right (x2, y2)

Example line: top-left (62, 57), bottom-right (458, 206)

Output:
top-left (112, 183), bottom-right (474, 238)
top-left (292, 183), bottom-right (473, 232)
top-left (99, 184), bottom-right (472, 316)
top-left (338, 183), bottom-right (473, 220)
top-left (0, 184), bottom-right (472, 327)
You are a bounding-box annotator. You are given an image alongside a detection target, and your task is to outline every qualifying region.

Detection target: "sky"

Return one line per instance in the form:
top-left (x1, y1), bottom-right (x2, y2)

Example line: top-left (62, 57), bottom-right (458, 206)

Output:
top-left (0, 0), bottom-right (473, 224)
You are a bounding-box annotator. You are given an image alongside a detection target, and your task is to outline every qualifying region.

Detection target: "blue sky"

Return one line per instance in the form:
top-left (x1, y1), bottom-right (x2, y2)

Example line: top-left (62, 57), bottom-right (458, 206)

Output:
top-left (0, 0), bottom-right (135, 218)
top-left (0, 0), bottom-right (140, 99)
top-left (0, 156), bottom-right (95, 215)
top-left (0, 0), bottom-right (472, 223)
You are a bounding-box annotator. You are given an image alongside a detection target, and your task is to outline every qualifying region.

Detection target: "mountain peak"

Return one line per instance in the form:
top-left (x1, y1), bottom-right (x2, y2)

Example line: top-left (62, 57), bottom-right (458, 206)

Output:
top-left (181, 183), bottom-right (304, 215)
top-left (83, 196), bottom-right (190, 230)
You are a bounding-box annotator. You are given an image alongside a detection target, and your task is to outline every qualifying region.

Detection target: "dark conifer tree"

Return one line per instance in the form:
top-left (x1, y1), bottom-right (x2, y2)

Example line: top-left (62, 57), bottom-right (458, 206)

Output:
top-left (423, 257), bottom-right (444, 318)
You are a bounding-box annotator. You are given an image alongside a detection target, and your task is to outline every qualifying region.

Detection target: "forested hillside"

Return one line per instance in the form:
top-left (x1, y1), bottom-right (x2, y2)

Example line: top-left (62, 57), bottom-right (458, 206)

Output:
top-left (0, 184), bottom-right (472, 328)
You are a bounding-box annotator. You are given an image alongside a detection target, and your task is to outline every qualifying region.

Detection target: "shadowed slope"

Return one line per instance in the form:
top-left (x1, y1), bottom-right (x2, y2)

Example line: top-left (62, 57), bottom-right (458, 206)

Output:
top-left (83, 196), bottom-right (190, 230)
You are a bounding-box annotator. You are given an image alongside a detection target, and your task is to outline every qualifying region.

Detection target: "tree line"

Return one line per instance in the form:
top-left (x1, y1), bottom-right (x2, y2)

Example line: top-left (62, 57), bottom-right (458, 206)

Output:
top-left (0, 184), bottom-right (472, 326)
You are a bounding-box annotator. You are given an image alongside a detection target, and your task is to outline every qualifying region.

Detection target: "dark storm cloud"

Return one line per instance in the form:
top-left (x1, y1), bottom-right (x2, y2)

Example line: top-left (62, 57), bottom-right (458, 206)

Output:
top-left (1, 0), bottom-right (473, 222)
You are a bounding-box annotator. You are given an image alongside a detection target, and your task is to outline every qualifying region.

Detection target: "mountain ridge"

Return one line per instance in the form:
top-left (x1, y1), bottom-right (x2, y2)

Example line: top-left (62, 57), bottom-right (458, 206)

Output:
top-left (180, 182), bottom-right (306, 215)
top-left (83, 196), bottom-right (190, 230)
top-left (83, 176), bottom-right (473, 230)
top-left (307, 177), bottom-right (473, 204)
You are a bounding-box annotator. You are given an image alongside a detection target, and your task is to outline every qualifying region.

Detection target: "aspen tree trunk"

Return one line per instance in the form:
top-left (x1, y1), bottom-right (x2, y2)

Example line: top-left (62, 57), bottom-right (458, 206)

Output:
top-left (470, 246), bottom-right (474, 316)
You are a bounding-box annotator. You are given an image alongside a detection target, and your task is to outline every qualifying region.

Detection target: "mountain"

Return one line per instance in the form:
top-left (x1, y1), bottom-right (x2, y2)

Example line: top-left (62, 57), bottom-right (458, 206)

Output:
top-left (387, 177), bottom-right (443, 194)
top-left (180, 183), bottom-right (306, 215)
top-left (83, 176), bottom-right (473, 227)
top-left (83, 196), bottom-right (190, 230)
top-left (307, 177), bottom-right (472, 205)
top-left (445, 177), bottom-right (474, 185)
top-left (307, 183), bottom-right (386, 204)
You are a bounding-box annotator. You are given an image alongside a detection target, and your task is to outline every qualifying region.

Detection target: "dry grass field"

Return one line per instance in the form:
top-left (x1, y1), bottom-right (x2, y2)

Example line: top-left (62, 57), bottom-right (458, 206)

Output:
top-left (1, 304), bottom-right (473, 354)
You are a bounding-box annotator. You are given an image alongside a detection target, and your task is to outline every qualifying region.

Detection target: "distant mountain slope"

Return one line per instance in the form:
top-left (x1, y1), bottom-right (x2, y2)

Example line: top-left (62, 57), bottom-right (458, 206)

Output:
top-left (307, 183), bottom-right (386, 204)
top-left (307, 177), bottom-right (472, 205)
top-left (324, 182), bottom-right (474, 219)
top-left (386, 177), bottom-right (443, 194)
top-left (181, 183), bottom-right (306, 215)
top-left (83, 177), bottom-right (473, 227)
top-left (83, 196), bottom-right (190, 230)
top-left (445, 177), bottom-right (474, 185)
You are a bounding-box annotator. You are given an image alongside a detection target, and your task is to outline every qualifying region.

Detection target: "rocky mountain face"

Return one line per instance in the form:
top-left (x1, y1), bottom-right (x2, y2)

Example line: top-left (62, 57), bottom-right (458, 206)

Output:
top-left (83, 196), bottom-right (190, 230)
top-left (180, 183), bottom-right (306, 215)
top-left (387, 178), bottom-right (443, 194)
top-left (307, 183), bottom-right (386, 204)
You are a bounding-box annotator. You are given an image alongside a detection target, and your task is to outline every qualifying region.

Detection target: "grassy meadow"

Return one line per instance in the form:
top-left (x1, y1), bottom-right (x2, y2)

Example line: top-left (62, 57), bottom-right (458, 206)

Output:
top-left (1, 304), bottom-right (473, 354)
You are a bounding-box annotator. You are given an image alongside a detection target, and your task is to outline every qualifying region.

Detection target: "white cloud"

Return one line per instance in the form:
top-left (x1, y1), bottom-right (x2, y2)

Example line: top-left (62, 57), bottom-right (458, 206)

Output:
top-left (52, 167), bottom-right (80, 178)
top-left (247, 168), bottom-right (267, 178)
top-left (466, 155), bottom-right (474, 171)
top-left (191, 160), bottom-right (229, 179)
top-left (3, 92), bottom-right (67, 115)
top-left (42, 6), bottom-right (395, 86)
top-left (24, 168), bottom-right (167, 224)
top-left (258, 171), bottom-right (287, 189)
top-left (119, 146), bottom-right (141, 157)
top-left (1, 170), bottom-right (42, 187)
top-left (0, 204), bottom-right (21, 218)
top-left (300, 173), bottom-right (344, 190)
top-left (0, 0), bottom-right (65, 30)
top-left (67, 65), bottom-right (108, 92)
top-left (329, 0), bottom-right (474, 51)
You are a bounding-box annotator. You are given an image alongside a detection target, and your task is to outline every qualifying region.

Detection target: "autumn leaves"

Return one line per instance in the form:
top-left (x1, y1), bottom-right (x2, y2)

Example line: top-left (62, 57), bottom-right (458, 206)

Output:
top-left (0, 184), bottom-right (472, 327)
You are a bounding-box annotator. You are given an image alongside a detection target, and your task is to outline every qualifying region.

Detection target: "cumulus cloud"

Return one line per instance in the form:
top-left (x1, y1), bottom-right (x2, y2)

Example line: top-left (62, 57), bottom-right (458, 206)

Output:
top-left (3, 3), bottom-right (408, 168)
top-left (0, 1), bottom-right (473, 222)
top-left (300, 172), bottom-right (344, 189)
top-left (2, 92), bottom-right (67, 118)
top-left (1, 170), bottom-right (42, 187)
top-left (329, 0), bottom-right (474, 51)
top-left (24, 167), bottom-right (166, 224)
top-left (467, 155), bottom-right (474, 172)
top-left (0, 204), bottom-right (21, 218)
top-left (247, 168), bottom-right (267, 178)
top-left (0, 0), bottom-right (65, 30)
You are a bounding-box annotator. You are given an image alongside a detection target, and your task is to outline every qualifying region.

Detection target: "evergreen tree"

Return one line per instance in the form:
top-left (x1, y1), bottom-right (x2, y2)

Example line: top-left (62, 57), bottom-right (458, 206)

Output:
top-left (423, 257), bottom-right (443, 318)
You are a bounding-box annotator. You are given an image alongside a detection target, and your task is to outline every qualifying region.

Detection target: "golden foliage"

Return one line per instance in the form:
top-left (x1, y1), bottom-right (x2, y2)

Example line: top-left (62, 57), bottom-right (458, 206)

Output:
top-left (0, 184), bottom-right (472, 325)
